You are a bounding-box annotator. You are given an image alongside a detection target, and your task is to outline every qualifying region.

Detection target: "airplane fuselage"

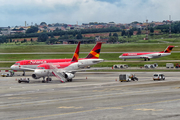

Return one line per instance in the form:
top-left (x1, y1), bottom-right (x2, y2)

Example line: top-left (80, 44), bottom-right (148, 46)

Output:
top-left (34, 62), bottom-right (79, 78)
top-left (10, 58), bottom-right (104, 71)
top-left (119, 52), bottom-right (171, 60)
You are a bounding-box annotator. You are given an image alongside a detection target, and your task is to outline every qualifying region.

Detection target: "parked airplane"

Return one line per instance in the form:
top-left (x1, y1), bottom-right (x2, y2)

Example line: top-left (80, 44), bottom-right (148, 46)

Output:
top-left (33, 42), bottom-right (80, 83)
top-left (119, 45), bottom-right (175, 61)
top-left (10, 42), bottom-right (103, 76)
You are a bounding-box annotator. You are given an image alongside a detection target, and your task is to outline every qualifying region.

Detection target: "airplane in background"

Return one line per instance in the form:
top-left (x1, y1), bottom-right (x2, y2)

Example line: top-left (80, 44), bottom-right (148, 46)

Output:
top-left (119, 45), bottom-right (175, 61)
top-left (10, 42), bottom-right (104, 76)
top-left (33, 42), bottom-right (81, 83)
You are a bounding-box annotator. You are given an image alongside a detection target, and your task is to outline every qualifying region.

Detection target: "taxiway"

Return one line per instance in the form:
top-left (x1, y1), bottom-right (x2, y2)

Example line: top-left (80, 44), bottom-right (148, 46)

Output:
top-left (0, 72), bottom-right (180, 120)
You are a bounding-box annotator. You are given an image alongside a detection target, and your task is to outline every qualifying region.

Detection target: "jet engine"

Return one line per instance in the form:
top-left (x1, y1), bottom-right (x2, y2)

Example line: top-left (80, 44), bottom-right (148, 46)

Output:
top-left (32, 74), bottom-right (41, 79)
top-left (63, 73), bottom-right (75, 80)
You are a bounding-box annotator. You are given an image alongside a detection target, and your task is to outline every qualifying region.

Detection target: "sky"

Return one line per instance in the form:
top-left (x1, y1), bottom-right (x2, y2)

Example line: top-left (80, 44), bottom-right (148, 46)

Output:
top-left (0, 0), bottom-right (180, 27)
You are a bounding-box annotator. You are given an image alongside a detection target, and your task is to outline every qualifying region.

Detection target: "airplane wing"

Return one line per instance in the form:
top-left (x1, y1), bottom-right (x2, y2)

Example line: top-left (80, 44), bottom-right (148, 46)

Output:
top-left (19, 67), bottom-right (36, 71)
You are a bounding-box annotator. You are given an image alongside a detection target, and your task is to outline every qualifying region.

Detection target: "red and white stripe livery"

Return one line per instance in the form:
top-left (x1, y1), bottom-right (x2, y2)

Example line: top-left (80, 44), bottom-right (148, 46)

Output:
top-left (119, 46), bottom-right (174, 61)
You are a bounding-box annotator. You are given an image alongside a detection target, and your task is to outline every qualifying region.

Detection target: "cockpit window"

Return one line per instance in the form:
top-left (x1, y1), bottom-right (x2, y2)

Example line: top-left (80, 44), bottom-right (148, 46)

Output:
top-left (14, 63), bottom-right (20, 65)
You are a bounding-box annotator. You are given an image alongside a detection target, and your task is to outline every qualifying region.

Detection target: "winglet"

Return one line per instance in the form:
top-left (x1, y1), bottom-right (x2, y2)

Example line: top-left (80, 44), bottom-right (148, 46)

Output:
top-left (71, 42), bottom-right (80, 62)
top-left (164, 45), bottom-right (175, 53)
top-left (85, 42), bottom-right (102, 59)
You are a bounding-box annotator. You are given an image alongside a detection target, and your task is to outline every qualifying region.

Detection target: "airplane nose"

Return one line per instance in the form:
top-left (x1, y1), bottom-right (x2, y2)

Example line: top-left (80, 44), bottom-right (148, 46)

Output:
top-left (10, 65), bottom-right (14, 69)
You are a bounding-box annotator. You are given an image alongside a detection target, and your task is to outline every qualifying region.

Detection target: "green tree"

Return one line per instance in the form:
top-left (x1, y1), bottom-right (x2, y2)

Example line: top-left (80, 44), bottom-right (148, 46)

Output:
top-left (113, 33), bottom-right (118, 37)
top-left (137, 28), bottom-right (141, 35)
top-left (64, 33), bottom-right (69, 39)
top-left (72, 31), bottom-right (76, 37)
top-left (109, 32), bottom-right (112, 37)
top-left (150, 27), bottom-right (154, 33)
top-left (40, 22), bottom-right (47, 26)
top-left (46, 38), bottom-right (57, 44)
top-left (0, 36), bottom-right (6, 43)
top-left (48, 24), bottom-right (52, 27)
top-left (129, 29), bottom-right (134, 37)
top-left (121, 30), bottom-right (126, 36)
top-left (50, 33), bottom-right (54, 38)
top-left (76, 32), bottom-right (83, 39)
top-left (108, 36), bottom-right (118, 43)
top-left (24, 39), bottom-right (27, 42)
top-left (38, 33), bottom-right (49, 42)
top-left (26, 26), bottom-right (38, 34)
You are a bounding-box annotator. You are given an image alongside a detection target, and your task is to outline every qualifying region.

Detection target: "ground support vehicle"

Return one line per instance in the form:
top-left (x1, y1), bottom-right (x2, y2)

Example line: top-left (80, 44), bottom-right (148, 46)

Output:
top-left (153, 73), bottom-right (165, 81)
top-left (166, 63), bottom-right (174, 68)
top-left (119, 74), bottom-right (138, 82)
top-left (175, 63), bottom-right (180, 68)
top-left (1, 70), bottom-right (14, 77)
top-left (113, 64), bottom-right (128, 69)
top-left (1, 73), bottom-right (10, 77)
top-left (18, 78), bottom-right (30, 83)
top-left (144, 63), bottom-right (158, 69)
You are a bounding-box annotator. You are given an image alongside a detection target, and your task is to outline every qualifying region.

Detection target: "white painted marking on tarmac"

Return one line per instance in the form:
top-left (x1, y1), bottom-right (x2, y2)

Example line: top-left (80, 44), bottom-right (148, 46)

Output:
top-left (27, 91), bottom-right (35, 93)
top-left (134, 108), bottom-right (163, 111)
top-left (3, 94), bottom-right (14, 97)
top-left (58, 106), bottom-right (83, 109)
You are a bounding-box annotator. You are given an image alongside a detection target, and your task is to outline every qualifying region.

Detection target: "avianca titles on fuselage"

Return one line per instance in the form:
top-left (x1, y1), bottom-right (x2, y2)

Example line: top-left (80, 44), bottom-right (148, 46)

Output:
top-left (10, 42), bottom-right (103, 73)
top-left (119, 45), bottom-right (174, 61)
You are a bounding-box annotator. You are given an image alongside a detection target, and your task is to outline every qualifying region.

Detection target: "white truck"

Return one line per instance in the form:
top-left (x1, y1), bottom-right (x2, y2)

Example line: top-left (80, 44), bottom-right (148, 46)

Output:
top-left (119, 73), bottom-right (138, 82)
top-left (166, 63), bottom-right (174, 68)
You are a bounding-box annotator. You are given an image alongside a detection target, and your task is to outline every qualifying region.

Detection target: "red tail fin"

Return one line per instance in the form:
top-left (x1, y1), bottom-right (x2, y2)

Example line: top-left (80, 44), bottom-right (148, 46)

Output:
top-left (164, 45), bottom-right (174, 53)
top-left (71, 42), bottom-right (80, 62)
top-left (85, 42), bottom-right (102, 59)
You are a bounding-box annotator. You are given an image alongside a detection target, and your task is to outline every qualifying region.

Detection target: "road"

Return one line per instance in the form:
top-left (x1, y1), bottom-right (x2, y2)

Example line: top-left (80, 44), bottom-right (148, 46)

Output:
top-left (0, 72), bottom-right (180, 120)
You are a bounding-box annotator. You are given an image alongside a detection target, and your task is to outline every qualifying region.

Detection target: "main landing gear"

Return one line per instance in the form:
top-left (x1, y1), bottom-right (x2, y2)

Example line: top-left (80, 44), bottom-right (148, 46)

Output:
top-left (67, 79), bottom-right (72, 82)
top-left (22, 71), bottom-right (25, 76)
top-left (144, 58), bottom-right (150, 61)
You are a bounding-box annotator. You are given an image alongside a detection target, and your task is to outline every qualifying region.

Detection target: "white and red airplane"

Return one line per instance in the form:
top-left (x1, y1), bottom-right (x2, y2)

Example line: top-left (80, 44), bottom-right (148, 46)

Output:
top-left (33, 42), bottom-right (81, 83)
top-left (10, 42), bottom-right (104, 76)
top-left (119, 45), bottom-right (175, 61)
